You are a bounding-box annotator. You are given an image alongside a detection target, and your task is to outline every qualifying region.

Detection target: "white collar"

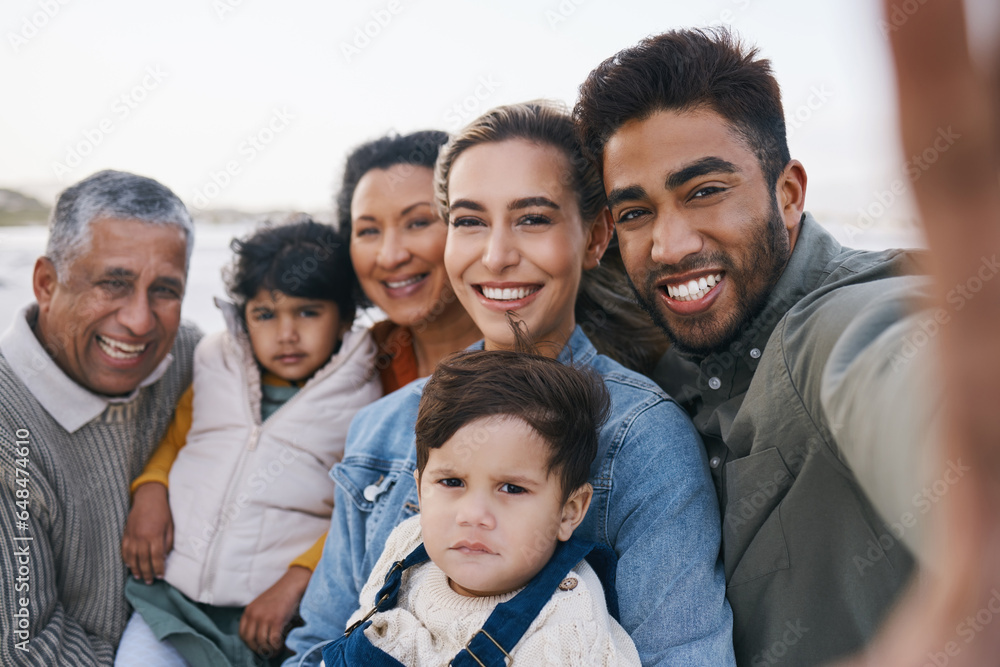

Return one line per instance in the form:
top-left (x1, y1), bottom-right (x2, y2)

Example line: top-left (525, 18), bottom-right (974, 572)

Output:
top-left (0, 304), bottom-right (174, 433)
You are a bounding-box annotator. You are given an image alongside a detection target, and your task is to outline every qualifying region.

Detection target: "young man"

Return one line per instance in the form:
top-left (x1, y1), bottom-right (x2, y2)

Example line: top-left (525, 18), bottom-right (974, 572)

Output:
top-left (0, 170), bottom-right (200, 665)
top-left (575, 28), bottom-right (939, 665)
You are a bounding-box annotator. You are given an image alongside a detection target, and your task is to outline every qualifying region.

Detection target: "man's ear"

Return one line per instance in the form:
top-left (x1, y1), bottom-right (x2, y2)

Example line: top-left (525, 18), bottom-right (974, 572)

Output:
top-left (33, 257), bottom-right (59, 313)
top-left (777, 160), bottom-right (808, 249)
top-left (556, 483), bottom-right (593, 541)
top-left (582, 209), bottom-right (614, 270)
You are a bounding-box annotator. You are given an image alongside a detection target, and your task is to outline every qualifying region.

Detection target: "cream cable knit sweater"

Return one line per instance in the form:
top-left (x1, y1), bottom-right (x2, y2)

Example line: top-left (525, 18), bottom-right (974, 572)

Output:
top-left (344, 516), bottom-right (641, 666)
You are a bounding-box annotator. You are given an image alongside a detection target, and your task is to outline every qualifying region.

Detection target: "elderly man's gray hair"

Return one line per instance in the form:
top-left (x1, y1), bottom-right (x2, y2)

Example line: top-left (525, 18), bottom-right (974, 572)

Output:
top-left (46, 170), bottom-right (195, 278)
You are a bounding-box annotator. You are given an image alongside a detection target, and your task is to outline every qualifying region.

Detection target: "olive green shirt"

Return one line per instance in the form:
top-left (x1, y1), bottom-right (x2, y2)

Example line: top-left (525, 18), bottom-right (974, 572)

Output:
top-left (654, 214), bottom-right (941, 666)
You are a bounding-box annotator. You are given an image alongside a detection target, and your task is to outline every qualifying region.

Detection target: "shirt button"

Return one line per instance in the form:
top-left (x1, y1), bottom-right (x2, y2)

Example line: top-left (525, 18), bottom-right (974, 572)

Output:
top-left (750, 348), bottom-right (762, 359)
top-left (558, 577), bottom-right (578, 591)
top-left (708, 377), bottom-right (722, 390)
top-left (709, 456), bottom-right (722, 469)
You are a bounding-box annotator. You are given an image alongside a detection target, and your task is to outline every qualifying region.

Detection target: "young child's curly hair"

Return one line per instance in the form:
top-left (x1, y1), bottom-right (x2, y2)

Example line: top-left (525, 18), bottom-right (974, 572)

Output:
top-left (225, 215), bottom-right (356, 327)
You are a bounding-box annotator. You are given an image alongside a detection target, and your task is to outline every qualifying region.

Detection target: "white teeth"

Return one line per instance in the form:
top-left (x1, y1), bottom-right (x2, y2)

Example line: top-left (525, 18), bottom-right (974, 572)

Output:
top-left (385, 275), bottom-right (425, 289)
top-left (665, 273), bottom-right (724, 302)
top-left (97, 335), bottom-right (146, 359)
top-left (481, 286), bottom-right (540, 301)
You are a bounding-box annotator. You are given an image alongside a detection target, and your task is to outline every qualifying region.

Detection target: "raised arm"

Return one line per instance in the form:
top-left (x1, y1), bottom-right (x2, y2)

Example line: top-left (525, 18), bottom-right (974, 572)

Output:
top-left (836, 1), bottom-right (1000, 665)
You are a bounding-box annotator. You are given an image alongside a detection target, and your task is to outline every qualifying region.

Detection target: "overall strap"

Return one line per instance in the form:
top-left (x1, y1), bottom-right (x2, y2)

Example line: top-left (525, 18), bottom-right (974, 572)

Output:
top-left (451, 537), bottom-right (617, 667)
top-left (344, 543), bottom-right (430, 637)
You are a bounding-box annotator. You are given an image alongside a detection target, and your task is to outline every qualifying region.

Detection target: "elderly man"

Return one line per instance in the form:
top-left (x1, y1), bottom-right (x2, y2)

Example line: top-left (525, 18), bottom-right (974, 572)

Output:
top-left (574, 28), bottom-right (954, 666)
top-left (0, 170), bottom-right (200, 665)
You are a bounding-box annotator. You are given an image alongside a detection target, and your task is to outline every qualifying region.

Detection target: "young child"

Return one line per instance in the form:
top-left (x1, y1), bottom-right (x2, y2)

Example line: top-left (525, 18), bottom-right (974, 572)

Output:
top-left (321, 350), bottom-right (641, 666)
top-left (115, 217), bottom-right (382, 666)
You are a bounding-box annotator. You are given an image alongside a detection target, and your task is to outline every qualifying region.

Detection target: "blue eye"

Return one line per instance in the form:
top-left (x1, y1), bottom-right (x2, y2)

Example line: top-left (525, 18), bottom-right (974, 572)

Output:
top-left (355, 227), bottom-right (379, 238)
top-left (439, 478), bottom-right (463, 488)
top-left (408, 218), bottom-right (432, 230)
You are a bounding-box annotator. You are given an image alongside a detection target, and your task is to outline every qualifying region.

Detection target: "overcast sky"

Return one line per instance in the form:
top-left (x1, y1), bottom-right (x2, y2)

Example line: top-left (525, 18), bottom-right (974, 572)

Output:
top-left (2, 0), bottom-right (998, 225)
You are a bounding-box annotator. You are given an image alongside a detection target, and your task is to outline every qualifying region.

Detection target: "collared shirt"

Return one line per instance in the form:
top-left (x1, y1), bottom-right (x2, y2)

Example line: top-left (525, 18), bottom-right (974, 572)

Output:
top-left (0, 304), bottom-right (173, 433)
top-left (654, 213), bottom-right (931, 666)
top-left (287, 326), bottom-right (736, 667)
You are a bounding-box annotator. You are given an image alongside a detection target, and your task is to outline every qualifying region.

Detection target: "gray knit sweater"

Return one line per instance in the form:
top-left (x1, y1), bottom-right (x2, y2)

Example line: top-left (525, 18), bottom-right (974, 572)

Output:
top-left (0, 308), bottom-right (199, 666)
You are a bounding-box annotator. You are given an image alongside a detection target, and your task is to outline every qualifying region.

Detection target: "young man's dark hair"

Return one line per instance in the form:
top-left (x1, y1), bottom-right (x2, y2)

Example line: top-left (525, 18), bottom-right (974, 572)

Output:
top-left (415, 350), bottom-right (611, 501)
top-left (574, 27), bottom-right (790, 191)
top-left (226, 215), bottom-right (355, 325)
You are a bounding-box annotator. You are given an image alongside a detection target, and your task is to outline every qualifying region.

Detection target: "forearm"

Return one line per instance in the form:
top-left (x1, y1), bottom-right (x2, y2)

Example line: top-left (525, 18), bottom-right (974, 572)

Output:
top-left (822, 296), bottom-right (946, 563)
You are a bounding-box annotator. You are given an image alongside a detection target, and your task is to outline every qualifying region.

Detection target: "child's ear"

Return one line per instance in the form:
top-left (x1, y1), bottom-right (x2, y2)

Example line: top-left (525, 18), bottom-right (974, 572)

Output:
top-left (556, 483), bottom-right (593, 541)
top-left (413, 470), bottom-right (422, 507)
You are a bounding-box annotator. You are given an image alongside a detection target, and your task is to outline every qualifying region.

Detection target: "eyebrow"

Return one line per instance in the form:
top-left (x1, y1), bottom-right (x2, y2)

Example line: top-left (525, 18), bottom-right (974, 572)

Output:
top-left (606, 185), bottom-right (649, 209)
top-left (665, 156), bottom-right (739, 190)
top-left (401, 201), bottom-right (433, 216)
top-left (355, 200), bottom-right (433, 224)
top-left (100, 267), bottom-right (137, 281)
top-left (449, 198), bottom-right (485, 212)
top-left (494, 473), bottom-right (541, 487)
top-left (424, 464), bottom-right (460, 477)
top-left (157, 276), bottom-right (185, 291)
top-left (508, 196), bottom-right (560, 212)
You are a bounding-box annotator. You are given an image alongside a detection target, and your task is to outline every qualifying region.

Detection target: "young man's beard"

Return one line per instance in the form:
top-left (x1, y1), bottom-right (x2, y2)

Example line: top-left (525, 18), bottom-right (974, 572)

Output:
top-left (629, 201), bottom-right (791, 359)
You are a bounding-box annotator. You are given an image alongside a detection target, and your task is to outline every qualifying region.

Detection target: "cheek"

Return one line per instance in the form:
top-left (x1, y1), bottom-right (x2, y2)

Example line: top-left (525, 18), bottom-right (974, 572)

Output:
top-left (349, 241), bottom-right (376, 277)
top-left (443, 234), bottom-right (473, 285)
top-left (416, 228), bottom-right (448, 266)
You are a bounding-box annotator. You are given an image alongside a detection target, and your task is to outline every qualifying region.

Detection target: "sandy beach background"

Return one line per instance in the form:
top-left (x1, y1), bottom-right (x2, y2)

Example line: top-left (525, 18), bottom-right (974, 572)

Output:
top-left (0, 215), bottom-right (924, 336)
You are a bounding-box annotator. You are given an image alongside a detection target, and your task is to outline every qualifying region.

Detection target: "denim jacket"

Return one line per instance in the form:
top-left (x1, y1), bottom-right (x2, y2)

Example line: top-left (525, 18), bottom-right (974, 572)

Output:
top-left (285, 327), bottom-right (735, 666)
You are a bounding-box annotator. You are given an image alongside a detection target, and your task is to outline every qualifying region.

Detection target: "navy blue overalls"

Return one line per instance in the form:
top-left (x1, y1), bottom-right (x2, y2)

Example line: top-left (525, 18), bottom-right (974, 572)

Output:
top-left (322, 536), bottom-right (620, 666)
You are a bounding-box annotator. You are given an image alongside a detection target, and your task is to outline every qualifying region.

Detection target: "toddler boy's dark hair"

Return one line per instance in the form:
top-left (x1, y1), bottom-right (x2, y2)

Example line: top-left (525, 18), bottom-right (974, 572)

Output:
top-left (225, 215), bottom-right (355, 326)
top-left (415, 351), bottom-right (612, 501)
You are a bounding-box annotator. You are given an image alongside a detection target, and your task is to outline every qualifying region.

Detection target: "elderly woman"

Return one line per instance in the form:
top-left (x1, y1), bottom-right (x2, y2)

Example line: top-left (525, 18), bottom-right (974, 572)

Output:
top-left (285, 103), bottom-right (734, 666)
